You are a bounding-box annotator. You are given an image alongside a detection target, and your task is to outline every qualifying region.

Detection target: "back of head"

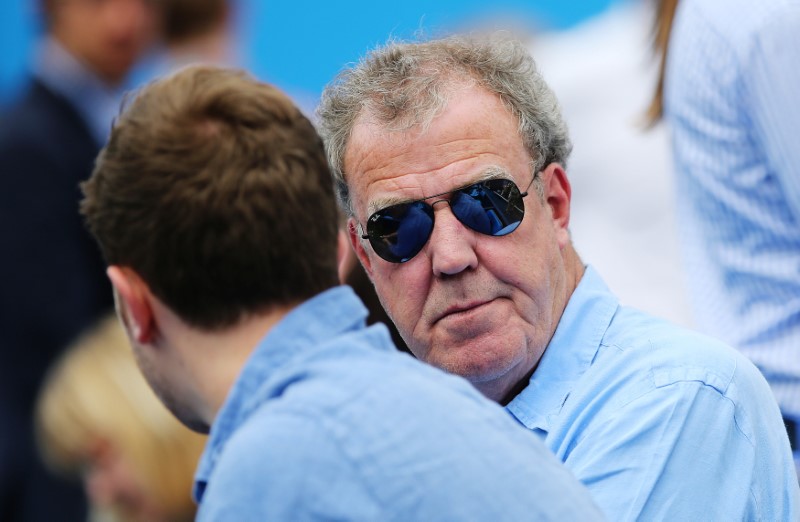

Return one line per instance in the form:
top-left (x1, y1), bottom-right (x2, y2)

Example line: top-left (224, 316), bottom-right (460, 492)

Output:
top-left (36, 314), bottom-right (205, 521)
top-left (82, 66), bottom-right (340, 331)
top-left (317, 33), bottom-right (572, 216)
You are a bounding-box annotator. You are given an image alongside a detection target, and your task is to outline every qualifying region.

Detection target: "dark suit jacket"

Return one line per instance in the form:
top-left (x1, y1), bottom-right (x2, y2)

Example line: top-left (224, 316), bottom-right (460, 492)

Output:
top-left (0, 77), bottom-right (113, 521)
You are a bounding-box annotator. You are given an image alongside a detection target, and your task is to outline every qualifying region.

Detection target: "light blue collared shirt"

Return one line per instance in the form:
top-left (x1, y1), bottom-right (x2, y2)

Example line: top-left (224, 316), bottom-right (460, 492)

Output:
top-left (663, 0), bottom-right (800, 436)
top-left (507, 267), bottom-right (799, 520)
top-left (193, 286), bottom-right (604, 521)
top-left (33, 37), bottom-right (124, 146)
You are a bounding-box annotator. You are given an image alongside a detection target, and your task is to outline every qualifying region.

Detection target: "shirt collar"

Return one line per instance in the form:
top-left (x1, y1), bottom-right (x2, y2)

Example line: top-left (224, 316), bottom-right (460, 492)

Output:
top-left (506, 265), bottom-right (618, 434)
top-left (33, 37), bottom-right (125, 146)
top-left (193, 286), bottom-right (373, 502)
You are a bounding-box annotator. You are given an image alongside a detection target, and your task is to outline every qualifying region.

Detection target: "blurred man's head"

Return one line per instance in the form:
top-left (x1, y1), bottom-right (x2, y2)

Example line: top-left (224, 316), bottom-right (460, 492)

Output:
top-left (317, 34), bottom-right (583, 403)
top-left (44, 0), bottom-right (160, 85)
top-left (36, 314), bottom-right (205, 522)
top-left (82, 66), bottom-right (340, 428)
top-left (161, 0), bottom-right (229, 47)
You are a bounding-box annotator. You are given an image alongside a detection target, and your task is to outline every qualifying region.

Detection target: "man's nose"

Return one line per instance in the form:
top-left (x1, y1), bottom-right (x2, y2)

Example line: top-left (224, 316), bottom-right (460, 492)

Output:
top-left (427, 202), bottom-right (478, 277)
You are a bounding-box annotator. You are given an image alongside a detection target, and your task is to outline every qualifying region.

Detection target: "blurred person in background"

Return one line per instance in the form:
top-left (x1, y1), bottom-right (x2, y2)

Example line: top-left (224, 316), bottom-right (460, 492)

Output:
top-left (0, 0), bottom-right (160, 520)
top-left (529, 0), bottom-right (691, 328)
top-left (142, 0), bottom-right (236, 77)
top-left (318, 33), bottom-right (800, 519)
top-left (36, 314), bottom-right (206, 522)
top-left (161, 0), bottom-right (231, 66)
top-left (651, 0), bottom-right (800, 475)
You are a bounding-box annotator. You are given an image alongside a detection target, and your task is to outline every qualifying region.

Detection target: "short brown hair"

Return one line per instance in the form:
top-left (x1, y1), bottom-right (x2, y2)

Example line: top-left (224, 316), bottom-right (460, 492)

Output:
top-left (82, 66), bottom-right (339, 330)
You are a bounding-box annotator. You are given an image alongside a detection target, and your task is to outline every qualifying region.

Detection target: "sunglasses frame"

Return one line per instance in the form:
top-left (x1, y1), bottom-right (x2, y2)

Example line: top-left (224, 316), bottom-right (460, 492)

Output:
top-left (359, 174), bottom-right (539, 263)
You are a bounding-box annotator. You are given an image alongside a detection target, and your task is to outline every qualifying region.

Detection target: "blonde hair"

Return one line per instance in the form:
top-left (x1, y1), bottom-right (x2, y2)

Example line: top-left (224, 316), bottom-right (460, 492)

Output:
top-left (36, 314), bottom-right (206, 521)
top-left (646, 0), bottom-right (681, 124)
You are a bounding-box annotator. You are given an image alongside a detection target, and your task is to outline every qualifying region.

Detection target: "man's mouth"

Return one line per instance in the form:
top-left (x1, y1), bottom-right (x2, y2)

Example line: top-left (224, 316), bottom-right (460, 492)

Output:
top-left (434, 299), bottom-right (493, 325)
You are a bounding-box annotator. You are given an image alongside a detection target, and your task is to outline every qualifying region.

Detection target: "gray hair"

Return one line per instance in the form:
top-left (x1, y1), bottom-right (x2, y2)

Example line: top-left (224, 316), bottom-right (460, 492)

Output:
top-left (316, 32), bottom-right (572, 216)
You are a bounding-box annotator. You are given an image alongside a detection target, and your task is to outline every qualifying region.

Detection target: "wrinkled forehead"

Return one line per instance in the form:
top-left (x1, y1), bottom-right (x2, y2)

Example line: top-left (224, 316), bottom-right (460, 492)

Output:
top-left (344, 82), bottom-right (513, 167)
top-left (355, 76), bottom-right (476, 133)
top-left (344, 87), bottom-right (532, 219)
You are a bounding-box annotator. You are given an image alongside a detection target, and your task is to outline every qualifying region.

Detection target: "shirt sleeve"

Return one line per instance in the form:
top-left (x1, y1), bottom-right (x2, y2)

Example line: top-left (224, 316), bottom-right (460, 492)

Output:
top-left (563, 380), bottom-right (760, 521)
top-left (746, 5), bottom-right (800, 221)
top-left (195, 413), bottom-right (381, 522)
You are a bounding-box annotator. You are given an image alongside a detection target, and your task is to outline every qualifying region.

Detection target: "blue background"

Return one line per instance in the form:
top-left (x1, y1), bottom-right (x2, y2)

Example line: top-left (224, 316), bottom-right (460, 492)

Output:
top-left (0, 0), bottom-right (617, 106)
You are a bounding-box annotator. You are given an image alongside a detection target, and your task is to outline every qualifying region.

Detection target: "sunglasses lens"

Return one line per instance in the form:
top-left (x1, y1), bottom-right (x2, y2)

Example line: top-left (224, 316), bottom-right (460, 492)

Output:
top-left (366, 202), bottom-right (434, 263)
top-left (451, 179), bottom-right (525, 236)
top-left (365, 179), bottom-right (528, 263)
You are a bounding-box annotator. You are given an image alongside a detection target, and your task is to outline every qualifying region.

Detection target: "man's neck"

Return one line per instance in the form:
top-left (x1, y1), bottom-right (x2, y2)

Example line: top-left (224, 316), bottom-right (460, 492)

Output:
top-left (499, 367), bottom-right (538, 406)
top-left (165, 304), bottom-right (297, 427)
top-left (489, 249), bottom-right (586, 406)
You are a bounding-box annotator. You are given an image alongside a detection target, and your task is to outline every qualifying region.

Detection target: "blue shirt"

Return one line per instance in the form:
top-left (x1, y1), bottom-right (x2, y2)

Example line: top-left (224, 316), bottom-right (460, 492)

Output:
top-left (663, 0), bottom-right (800, 429)
top-left (193, 286), bottom-right (604, 521)
top-left (507, 267), bottom-right (799, 520)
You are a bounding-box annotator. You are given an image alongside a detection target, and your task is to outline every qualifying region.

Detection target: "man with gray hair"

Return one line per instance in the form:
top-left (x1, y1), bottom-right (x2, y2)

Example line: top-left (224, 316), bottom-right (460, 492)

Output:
top-left (318, 33), bottom-right (800, 520)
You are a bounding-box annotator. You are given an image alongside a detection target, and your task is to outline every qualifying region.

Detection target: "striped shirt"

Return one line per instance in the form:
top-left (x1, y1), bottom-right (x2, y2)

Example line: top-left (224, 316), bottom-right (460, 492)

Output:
top-left (664, 0), bottom-right (800, 428)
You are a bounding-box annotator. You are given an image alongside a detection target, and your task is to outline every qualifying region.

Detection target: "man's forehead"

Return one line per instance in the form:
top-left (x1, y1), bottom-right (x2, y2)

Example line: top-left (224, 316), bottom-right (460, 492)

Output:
top-left (361, 165), bottom-right (516, 216)
top-left (344, 82), bottom-right (509, 159)
top-left (344, 85), bottom-right (530, 214)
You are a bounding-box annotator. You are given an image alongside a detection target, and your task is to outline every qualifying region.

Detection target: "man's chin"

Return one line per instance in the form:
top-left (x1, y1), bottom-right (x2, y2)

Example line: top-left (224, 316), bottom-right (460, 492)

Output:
top-left (160, 396), bottom-right (210, 434)
top-left (426, 343), bottom-right (518, 383)
top-left (174, 412), bottom-right (211, 435)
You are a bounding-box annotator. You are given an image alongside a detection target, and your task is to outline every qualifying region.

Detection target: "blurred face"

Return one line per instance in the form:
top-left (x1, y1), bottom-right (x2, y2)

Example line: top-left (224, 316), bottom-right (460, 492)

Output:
top-left (50, 0), bottom-right (159, 85)
top-left (84, 439), bottom-right (167, 522)
top-left (345, 85), bottom-right (576, 402)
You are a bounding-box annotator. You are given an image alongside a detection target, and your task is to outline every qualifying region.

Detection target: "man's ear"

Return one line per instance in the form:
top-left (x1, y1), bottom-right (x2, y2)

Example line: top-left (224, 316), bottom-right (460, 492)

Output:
top-left (107, 266), bottom-right (155, 344)
top-left (541, 163), bottom-right (572, 249)
top-left (347, 217), bottom-right (374, 278)
top-left (336, 229), bottom-right (357, 283)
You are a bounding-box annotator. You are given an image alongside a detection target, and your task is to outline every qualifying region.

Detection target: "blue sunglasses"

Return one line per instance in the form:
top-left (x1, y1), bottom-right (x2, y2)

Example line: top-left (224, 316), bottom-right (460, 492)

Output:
top-left (361, 176), bottom-right (536, 263)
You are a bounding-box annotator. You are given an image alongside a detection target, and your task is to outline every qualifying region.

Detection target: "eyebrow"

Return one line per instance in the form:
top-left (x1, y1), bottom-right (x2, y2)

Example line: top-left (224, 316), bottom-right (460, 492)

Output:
top-left (365, 165), bottom-right (512, 216)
